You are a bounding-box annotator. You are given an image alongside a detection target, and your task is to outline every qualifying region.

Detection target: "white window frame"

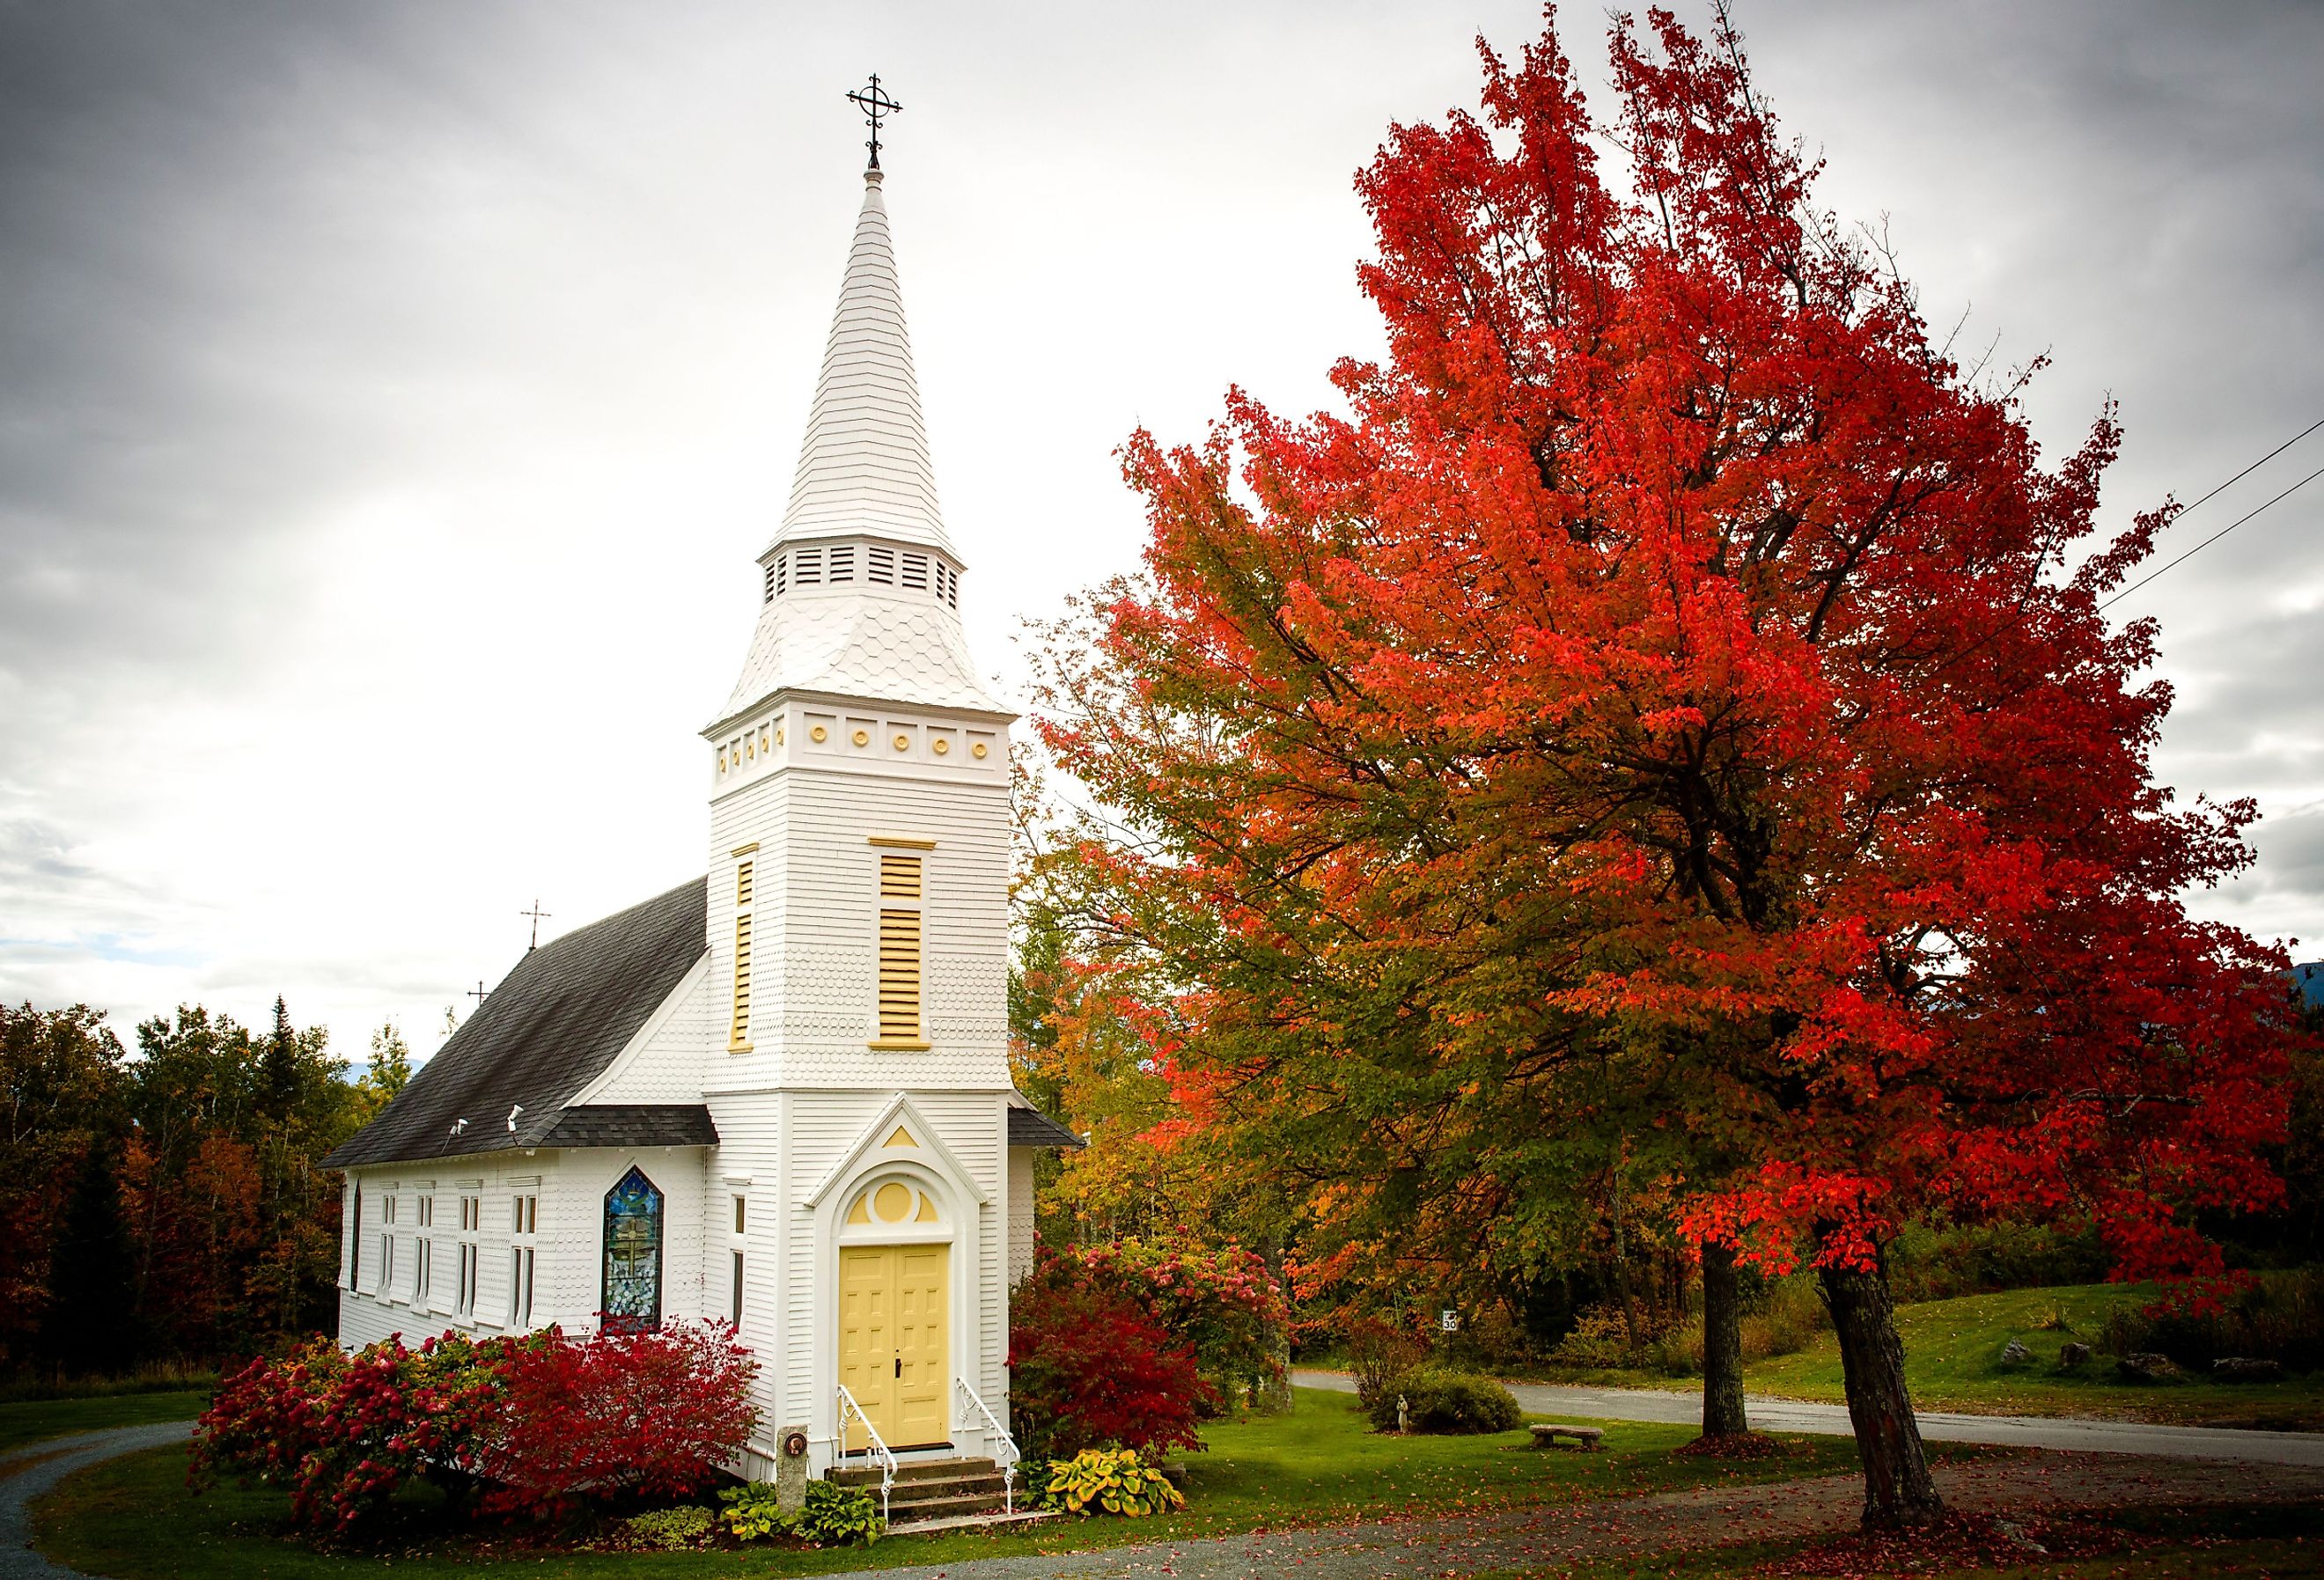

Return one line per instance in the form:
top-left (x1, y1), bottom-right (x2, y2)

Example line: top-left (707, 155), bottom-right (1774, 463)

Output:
top-left (456, 1194), bottom-right (481, 1318)
top-left (509, 1192), bottom-right (539, 1328)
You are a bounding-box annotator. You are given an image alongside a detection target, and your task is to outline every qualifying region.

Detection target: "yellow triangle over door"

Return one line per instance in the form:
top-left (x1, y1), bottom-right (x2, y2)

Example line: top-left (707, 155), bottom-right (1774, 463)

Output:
top-left (837, 1244), bottom-right (949, 1451)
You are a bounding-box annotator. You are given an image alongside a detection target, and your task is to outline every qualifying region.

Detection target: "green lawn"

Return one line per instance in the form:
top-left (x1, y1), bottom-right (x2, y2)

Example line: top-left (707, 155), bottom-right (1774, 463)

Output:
top-left (1749, 1284), bottom-right (2324, 1427)
top-left (35, 1387), bottom-right (1889, 1579)
top-left (1519, 1283), bottom-right (2324, 1428)
top-left (0, 1390), bottom-right (207, 1458)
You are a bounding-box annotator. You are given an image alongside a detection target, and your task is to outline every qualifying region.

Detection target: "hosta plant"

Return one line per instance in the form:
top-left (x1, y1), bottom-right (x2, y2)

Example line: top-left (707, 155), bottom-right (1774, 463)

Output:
top-left (795, 1481), bottom-right (883, 1547)
top-left (1046, 1448), bottom-right (1186, 1518)
top-left (622, 1506), bottom-right (715, 1551)
top-left (716, 1481), bottom-right (791, 1542)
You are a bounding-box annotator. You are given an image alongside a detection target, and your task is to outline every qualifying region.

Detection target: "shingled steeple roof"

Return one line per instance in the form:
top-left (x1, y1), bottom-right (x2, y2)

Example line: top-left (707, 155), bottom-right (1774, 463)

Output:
top-left (770, 167), bottom-right (951, 557)
top-left (714, 162), bottom-right (1007, 730)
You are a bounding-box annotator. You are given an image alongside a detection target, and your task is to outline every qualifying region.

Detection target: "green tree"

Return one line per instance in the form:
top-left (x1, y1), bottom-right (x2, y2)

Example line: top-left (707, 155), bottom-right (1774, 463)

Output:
top-left (0, 1004), bottom-right (127, 1371)
top-left (356, 1021), bottom-right (415, 1128)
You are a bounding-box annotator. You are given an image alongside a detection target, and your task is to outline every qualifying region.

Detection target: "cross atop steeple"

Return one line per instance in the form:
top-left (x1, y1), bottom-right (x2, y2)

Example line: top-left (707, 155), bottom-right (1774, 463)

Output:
top-left (845, 74), bottom-right (901, 170)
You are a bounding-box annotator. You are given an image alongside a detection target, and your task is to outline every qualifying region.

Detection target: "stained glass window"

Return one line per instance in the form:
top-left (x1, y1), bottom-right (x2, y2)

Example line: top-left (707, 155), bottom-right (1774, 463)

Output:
top-left (601, 1165), bottom-right (664, 1330)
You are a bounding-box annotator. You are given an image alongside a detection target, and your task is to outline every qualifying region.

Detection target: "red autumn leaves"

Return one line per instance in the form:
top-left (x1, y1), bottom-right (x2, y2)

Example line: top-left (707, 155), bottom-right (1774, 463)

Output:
top-left (1030, 0), bottom-right (2296, 1395)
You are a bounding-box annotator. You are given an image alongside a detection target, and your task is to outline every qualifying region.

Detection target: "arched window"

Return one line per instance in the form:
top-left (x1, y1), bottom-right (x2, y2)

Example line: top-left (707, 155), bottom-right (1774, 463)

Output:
top-left (601, 1165), bottom-right (664, 1330)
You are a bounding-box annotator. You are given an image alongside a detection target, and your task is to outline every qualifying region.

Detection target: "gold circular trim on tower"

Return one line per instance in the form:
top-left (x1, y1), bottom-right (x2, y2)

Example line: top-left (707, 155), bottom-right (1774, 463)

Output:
top-left (932, 738), bottom-right (950, 756)
top-left (972, 742), bottom-right (989, 760)
top-left (811, 725), bottom-right (827, 743)
top-left (852, 729), bottom-right (870, 747)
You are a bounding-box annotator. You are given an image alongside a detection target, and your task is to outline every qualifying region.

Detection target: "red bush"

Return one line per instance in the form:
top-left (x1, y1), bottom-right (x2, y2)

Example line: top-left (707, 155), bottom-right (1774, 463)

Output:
top-left (194, 1333), bottom-right (503, 1535)
top-left (1008, 1249), bottom-right (1210, 1460)
top-left (192, 1321), bottom-right (757, 1535)
top-left (470, 1320), bottom-right (758, 1518)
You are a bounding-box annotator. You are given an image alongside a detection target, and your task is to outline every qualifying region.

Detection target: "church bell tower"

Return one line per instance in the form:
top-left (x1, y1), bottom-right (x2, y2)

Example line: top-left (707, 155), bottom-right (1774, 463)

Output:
top-left (699, 85), bottom-right (1018, 1465)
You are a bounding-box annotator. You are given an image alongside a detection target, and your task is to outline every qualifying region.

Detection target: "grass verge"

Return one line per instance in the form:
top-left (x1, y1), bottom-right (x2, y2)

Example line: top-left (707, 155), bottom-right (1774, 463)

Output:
top-left (1751, 1284), bottom-right (2324, 1427)
top-left (0, 1390), bottom-right (207, 1458)
top-left (1501, 1283), bottom-right (2324, 1428)
top-left (34, 1386), bottom-right (1883, 1579)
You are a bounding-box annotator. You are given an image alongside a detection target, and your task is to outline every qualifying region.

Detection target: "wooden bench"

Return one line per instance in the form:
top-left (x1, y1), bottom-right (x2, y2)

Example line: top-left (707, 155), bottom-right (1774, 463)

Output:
top-left (1528, 1423), bottom-right (1604, 1451)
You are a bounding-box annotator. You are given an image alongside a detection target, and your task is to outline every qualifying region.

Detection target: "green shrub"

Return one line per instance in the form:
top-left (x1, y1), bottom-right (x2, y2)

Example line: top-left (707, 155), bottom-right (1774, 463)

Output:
top-left (2100, 1270), bottom-right (2324, 1373)
top-left (1886, 1222), bottom-right (2109, 1303)
top-left (1548, 1307), bottom-right (1637, 1369)
top-left (1362, 1366), bottom-right (1523, 1435)
top-left (1743, 1275), bottom-right (1830, 1359)
top-left (716, 1481), bottom-right (790, 1541)
top-left (1045, 1447), bottom-right (1186, 1517)
top-left (795, 1481), bottom-right (883, 1547)
top-left (623, 1505), bottom-right (715, 1550)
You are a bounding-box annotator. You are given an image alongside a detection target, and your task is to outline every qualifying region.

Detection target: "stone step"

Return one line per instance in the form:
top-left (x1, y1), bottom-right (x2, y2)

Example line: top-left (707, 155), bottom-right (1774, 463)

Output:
top-left (874, 1490), bottom-right (1015, 1521)
top-left (886, 1507), bottom-right (1059, 1538)
top-left (828, 1455), bottom-right (995, 1488)
top-left (886, 1473), bottom-right (1010, 1505)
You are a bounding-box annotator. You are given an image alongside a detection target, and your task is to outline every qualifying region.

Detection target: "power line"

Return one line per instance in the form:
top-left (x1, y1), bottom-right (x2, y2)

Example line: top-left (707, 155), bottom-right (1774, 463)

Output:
top-left (2095, 416), bottom-right (2324, 609)
top-left (2169, 415), bottom-right (2324, 520)
top-left (2102, 459), bottom-right (2324, 610)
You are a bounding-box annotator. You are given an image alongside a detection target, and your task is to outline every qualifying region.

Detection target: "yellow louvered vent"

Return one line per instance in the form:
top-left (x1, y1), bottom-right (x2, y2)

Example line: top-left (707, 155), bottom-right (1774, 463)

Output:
top-left (879, 853), bottom-right (922, 900)
top-left (729, 915), bottom-right (753, 1049)
top-left (877, 909), bottom-right (921, 1042)
top-left (736, 858), bottom-right (754, 908)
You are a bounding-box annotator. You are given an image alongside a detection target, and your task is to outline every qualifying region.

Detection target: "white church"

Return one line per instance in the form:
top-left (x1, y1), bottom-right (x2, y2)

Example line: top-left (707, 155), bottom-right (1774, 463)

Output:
top-left (323, 113), bottom-right (1080, 1518)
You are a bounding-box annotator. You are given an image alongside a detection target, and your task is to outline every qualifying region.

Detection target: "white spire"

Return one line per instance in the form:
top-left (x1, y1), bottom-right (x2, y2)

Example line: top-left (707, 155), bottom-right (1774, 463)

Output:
top-left (713, 163), bottom-right (1006, 732)
top-left (771, 168), bottom-right (951, 555)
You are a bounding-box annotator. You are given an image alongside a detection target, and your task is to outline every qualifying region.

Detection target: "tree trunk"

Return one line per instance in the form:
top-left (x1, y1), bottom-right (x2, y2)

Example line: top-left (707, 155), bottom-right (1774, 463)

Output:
top-left (1698, 1239), bottom-right (1749, 1439)
top-left (1818, 1248), bottom-right (1944, 1530)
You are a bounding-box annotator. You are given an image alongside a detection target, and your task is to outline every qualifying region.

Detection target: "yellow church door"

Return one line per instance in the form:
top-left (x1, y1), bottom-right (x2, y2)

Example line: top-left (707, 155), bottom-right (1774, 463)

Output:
top-left (838, 1243), bottom-right (950, 1451)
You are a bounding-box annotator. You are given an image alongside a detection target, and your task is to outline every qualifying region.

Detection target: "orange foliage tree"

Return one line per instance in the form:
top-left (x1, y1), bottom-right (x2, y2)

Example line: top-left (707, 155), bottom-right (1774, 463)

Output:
top-left (1030, 4), bottom-right (2299, 1528)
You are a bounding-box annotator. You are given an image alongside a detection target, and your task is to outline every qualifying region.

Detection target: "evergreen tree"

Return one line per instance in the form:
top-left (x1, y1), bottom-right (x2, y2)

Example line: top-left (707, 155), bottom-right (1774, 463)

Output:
top-left (260, 995), bottom-right (300, 1123)
top-left (37, 1135), bottom-right (140, 1378)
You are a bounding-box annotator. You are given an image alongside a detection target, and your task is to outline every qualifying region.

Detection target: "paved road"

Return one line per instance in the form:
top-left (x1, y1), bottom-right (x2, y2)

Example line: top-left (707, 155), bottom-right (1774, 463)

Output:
top-left (1294, 1368), bottom-right (2324, 1467)
top-left (0, 1422), bottom-right (194, 1580)
top-left (820, 1451), bottom-right (2324, 1580)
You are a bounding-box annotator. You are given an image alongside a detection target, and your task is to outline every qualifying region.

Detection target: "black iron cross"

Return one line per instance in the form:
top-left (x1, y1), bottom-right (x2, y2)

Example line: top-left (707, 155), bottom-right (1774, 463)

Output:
top-left (846, 74), bottom-right (901, 169)
top-left (467, 979), bottom-right (490, 1005)
top-left (520, 899), bottom-right (552, 952)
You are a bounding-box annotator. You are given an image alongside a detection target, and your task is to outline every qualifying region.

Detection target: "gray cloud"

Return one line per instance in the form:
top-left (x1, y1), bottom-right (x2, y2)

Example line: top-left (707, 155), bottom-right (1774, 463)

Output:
top-left (0, 0), bottom-right (2318, 1047)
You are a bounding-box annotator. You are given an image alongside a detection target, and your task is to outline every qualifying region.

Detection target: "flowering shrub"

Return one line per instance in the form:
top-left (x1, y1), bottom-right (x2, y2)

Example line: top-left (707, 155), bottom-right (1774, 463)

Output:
top-left (469, 1320), bottom-right (758, 1519)
top-left (192, 1320), bottom-right (756, 1536)
top-left (1045, 1448), bottom-right (1185, 1517)
top-left (1009, 1248), bottom-right (1210, 1461)
top-left (1092, 1240), bottom-right (1288, 1414)
top-left (194, 1333), bottom-right (504, 1535)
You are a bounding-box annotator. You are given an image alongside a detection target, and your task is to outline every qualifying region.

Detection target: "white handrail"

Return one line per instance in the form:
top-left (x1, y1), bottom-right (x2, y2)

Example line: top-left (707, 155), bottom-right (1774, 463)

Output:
top-left (835, 1384), bottom-right (896, 1523)
top-left (955, 1376), bottom-right (1019, 1514)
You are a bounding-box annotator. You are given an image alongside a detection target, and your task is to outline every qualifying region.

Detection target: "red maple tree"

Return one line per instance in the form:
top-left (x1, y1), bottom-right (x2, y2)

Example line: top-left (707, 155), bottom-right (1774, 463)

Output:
top-left (1031, 3), bottom-right (2298, 1527)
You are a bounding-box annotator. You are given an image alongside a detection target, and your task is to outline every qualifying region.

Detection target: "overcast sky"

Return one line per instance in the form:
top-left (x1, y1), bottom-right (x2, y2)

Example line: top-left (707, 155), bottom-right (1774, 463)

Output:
top-left (3, 0), bottom-right (2319, 1064)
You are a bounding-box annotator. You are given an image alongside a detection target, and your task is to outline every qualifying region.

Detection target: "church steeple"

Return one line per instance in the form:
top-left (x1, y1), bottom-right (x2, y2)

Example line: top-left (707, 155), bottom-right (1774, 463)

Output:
top-left (771, 165), bottom-right (951, 557)
top-left (711, 110), bottom-right (1004, 735)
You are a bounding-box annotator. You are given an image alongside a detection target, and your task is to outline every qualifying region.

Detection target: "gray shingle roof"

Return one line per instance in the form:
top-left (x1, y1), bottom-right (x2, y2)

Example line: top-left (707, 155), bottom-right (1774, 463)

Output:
top-left (323, 878), bottom-right (710, 1169)
top-left (541, 1104), bottom-right (719, 1149)
top-left (1008, 1106), bottom-right (1085, 1150)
